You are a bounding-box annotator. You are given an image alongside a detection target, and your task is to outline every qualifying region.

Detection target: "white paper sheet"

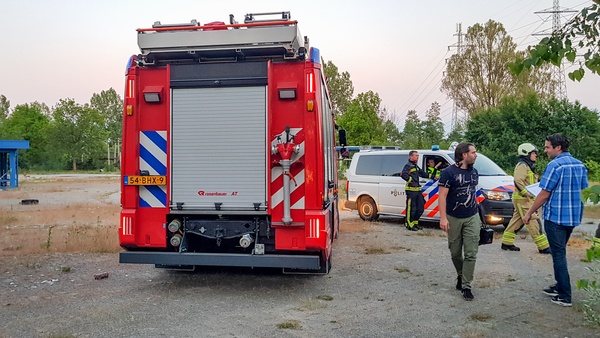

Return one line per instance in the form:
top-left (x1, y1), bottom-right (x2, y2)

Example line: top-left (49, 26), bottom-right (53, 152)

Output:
top-left (525, 182), bottom-right (541, 197)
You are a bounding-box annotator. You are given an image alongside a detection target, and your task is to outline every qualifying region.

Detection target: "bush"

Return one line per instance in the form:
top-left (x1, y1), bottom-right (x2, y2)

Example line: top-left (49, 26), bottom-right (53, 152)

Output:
top-left (586, 160), bottom-right (600, 182)
top-left (577, 264), bottom-right (600, 327)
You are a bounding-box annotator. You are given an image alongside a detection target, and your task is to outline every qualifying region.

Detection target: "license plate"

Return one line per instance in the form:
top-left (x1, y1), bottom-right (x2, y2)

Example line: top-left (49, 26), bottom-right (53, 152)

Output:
top-left (124, 175), bottom-right (166, 186)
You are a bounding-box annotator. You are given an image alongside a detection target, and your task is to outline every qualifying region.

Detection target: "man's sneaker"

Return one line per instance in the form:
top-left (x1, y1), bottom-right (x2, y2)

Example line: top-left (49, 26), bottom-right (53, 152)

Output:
top-left (407, 226), bottom-right (418, 231)
top-left (550, 295), bottom-right (572, 307)
top-left (456, 276), bottom-right (462, 291)
top-left (501, 244), bottom-right (521, 251)
top-left (539, 247), bottom-right (551, 254)
top-left (542, 285), bottom-right (559, 297)
top-left (462, 288), bottom-right (474, 301)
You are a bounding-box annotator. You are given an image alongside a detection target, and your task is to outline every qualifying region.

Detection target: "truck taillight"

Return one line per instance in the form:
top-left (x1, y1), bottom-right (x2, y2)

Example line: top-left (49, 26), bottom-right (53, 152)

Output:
top-left (306, 72), bottom-right (315, 93)
top-left (126, 79), bottom-right (135, 99)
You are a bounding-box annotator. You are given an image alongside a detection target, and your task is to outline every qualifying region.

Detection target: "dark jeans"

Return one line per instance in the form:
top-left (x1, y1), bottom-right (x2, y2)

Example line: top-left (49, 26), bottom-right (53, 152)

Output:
top-left (544, 219), bottom-right (574, 301)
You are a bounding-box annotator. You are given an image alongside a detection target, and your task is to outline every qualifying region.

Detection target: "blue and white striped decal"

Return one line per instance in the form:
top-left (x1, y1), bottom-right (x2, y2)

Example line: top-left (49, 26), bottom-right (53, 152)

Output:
top-left (139, 131), bottom-right (167, 208)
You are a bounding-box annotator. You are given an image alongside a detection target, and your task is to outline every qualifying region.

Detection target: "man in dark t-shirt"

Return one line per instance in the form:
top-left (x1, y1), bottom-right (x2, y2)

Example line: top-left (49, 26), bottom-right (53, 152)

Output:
top-left (438, 142), bottom-right (481, 301)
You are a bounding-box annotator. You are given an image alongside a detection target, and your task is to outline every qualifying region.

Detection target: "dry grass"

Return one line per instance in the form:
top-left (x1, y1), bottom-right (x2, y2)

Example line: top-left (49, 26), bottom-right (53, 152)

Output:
top-left (568, 232), bottom-right (592, 248)
top-left (316, 295), bottom-right (333, 301)
top-left (469, 313), bottom-right (493, 322)
top-left (276, 320), bottom-right (302, 330)
top-left (296, 298), bottom-right (328, 312)
top-left (365, 247), bottom-right (390, 255)
top-left (584, 205), bottom-right (600, 219)
top-left (341, 218), bottom-right (377, 234)
top-left (416, 229), bottom-right (447, 237)
top-left (0, 177), bottom-right (121, 255)
top-left (0, 223), bottom-right (121, 255)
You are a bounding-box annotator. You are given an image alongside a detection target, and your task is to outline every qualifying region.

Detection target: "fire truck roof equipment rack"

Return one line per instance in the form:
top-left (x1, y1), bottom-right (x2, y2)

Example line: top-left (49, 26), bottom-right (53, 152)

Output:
top-left (136, 11), bottom-right (307, 65)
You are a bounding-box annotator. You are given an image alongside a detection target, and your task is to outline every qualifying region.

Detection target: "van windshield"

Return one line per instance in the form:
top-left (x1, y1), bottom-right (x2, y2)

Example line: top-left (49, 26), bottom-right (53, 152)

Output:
top-left (474, 154), bottom-right (508, 176)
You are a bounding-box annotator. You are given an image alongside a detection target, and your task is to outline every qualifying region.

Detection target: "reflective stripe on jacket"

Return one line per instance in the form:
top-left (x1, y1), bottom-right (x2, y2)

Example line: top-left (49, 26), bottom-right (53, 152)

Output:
top-left (513, 162), bottom-right (538, 200)
top-left (401, 162), bottom-right (430, 191)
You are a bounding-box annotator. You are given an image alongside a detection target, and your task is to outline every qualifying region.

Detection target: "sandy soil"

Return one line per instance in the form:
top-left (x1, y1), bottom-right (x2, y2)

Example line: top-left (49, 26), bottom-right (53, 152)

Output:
top-left (0, 176), bottom-right (599, 337)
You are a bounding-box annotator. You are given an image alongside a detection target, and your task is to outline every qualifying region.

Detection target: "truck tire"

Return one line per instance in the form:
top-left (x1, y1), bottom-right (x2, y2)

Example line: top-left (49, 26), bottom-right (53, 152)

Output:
top-left (358, 196), bottom-right (378, 221)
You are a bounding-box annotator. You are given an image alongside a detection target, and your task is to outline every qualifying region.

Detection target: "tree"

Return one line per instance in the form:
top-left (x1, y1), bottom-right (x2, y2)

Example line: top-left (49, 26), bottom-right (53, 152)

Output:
top-left (0, 94), bottom-right (9, 123)
top-left (441, 20), bottom-right (555, 116)
top-left (380, 109), bottom-right (403, 145)
top-left (421, 102), bottom-right (445, 147)
top-left (401, 110), bottom-right (423, 149)
top-left (337, 91), bottom-right (399, 146)
top-left (466, 94), bottom-right (600, 170)
top-left (323, 60), bottom-right (354, 117)
top-left (90, 88), bottom-right (123, 167)
top-left (0, 103), bottom-right (50, 168)
top-left (511, 0), bottom-right (600, 81)
top-left (48, 99), bottom-right (107, 171)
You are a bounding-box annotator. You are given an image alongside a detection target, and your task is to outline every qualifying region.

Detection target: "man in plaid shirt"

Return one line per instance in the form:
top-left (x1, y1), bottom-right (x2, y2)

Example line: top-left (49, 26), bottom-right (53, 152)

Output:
top-left (524, 133), bottom-right (588, 307)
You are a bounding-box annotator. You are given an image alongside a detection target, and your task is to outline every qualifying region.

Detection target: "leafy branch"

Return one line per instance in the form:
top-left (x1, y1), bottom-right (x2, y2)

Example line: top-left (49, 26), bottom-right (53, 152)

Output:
top-left (510, 0), bottom-right (600, 81)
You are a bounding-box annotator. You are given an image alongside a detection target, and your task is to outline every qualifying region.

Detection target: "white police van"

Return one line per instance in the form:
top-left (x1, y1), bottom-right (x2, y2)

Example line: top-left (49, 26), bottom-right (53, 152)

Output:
top-left (343, 146), bottom-right (515, 226)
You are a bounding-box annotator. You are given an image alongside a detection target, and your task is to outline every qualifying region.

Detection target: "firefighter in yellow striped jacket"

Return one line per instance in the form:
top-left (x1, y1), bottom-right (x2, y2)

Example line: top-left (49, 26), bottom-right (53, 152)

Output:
top-left (501, 143), bottom-right (551, 254)
top-left (401, 151), bottom-right (431, 231)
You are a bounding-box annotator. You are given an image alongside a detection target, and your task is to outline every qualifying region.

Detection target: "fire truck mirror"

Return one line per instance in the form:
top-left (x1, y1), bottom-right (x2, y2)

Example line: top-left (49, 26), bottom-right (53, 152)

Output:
top-left (338, 129), bottom-right (347, 147)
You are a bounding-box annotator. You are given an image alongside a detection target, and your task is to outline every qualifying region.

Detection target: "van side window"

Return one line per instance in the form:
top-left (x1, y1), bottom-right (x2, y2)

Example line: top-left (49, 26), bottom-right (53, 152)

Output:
top-left (381, 154), bottom-right (409, 176)
top-left (356, 155), bottom-right (383, 176)
top-left (425, 156), bottom-right (449, 171)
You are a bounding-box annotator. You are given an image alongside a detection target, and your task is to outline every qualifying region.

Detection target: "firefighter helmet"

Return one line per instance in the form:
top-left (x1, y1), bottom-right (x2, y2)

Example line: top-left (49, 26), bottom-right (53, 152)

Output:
top-left (518, 143), bottom-right (538, 156)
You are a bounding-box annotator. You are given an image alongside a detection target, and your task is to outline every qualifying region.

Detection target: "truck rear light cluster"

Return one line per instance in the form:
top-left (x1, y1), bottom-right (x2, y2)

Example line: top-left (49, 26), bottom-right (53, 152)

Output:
top-left (306, 72), bottom-right (315, 93)
top-left (122, 216), bottom-right (133, 236)
top-left (126, 79), bottom-right (135, 99)
top-left (308, 218), bottom-right (320, 239)
top-left (307, 100), bottom-right (314, 112)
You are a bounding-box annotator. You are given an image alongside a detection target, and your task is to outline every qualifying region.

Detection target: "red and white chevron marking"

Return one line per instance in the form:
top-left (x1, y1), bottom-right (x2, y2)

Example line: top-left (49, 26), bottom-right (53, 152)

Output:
top-left (271, 128), bottom-right (305, 210)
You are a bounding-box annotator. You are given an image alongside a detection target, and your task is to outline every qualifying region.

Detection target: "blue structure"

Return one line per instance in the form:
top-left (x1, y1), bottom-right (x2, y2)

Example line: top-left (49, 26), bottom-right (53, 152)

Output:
top-left (0, 140), bottom-right (30, 189)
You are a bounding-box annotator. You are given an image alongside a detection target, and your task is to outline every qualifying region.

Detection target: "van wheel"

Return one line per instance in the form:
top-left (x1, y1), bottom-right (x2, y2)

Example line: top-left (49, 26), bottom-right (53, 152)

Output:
top-left (358, 196), bottom-right (378, 221)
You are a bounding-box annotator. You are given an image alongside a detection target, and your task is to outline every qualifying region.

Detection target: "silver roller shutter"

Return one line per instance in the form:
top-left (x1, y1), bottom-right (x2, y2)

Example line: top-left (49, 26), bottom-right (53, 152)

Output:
top-left (171, 86), bottom-right (267, 211)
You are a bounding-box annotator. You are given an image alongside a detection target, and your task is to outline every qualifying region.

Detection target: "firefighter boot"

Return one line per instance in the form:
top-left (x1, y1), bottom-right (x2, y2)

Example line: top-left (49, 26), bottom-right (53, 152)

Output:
top-left (534, 234), bottom-right (550, 254)
top-left (501, 243), bottom-right (521, 251)
top-left (501, 231), bottom-right (520, 251)
top-left (414, 221), bottom-right (423, 231)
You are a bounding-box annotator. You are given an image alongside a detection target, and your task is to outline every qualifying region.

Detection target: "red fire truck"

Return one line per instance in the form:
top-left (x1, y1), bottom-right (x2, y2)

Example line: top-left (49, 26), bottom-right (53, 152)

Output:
top-left (119, 12), bottom-right (344, 273)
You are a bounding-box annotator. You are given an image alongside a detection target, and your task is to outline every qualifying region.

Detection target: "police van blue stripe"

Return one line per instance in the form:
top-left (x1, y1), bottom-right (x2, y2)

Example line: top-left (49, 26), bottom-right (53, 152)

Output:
top-left (427, 186), bottom-right (439, 199)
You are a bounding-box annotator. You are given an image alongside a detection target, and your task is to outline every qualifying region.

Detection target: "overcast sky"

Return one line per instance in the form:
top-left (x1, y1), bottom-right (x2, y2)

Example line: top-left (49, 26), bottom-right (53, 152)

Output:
top-left (1, 0), bottom-right (597, 132)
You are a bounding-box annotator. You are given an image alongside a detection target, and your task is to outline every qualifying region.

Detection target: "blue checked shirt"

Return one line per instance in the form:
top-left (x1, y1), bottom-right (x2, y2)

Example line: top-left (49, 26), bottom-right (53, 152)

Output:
top-left (539, 152), bottom-right (588, 226)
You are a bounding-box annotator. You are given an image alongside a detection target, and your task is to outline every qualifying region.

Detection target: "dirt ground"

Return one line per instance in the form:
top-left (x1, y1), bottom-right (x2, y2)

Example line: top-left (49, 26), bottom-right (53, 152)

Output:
top-left (1, 175), bottom-right (599, 337)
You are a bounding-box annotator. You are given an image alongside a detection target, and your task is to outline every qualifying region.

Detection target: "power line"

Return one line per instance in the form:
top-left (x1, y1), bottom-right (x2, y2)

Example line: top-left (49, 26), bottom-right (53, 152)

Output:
top-left (447, 23), bottom-right (466, 131)
top-left (533, 0), bottom-right (578, 99)
top-left (395, 46), bottom-right (451, 114)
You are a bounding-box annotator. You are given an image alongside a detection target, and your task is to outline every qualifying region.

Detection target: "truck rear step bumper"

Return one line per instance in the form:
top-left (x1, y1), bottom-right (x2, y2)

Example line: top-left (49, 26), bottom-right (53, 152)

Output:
top-left (120, 251), bottom-right (321, 270)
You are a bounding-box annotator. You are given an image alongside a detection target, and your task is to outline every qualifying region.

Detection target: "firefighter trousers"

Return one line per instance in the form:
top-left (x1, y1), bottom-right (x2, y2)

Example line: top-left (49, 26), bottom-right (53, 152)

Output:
top-left (502, 199), bottom-right (549, 251)
top-left (405, 190), bottom-right (424, 229)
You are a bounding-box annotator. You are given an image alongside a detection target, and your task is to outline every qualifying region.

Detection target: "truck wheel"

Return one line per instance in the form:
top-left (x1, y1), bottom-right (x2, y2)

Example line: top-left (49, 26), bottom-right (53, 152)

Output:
top-left (358, 196), bottom-right (378, 221)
